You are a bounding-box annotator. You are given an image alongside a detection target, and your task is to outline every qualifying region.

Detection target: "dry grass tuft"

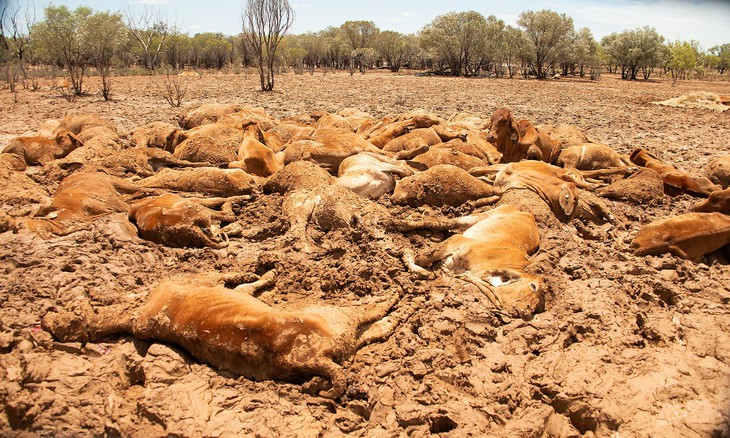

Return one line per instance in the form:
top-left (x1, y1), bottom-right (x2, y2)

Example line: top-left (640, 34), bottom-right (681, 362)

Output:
top-left (653, 91), bottom-right (729, 112)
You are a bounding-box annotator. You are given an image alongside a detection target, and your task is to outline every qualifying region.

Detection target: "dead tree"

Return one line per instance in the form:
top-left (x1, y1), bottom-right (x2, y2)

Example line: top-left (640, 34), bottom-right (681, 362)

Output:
top-left (241, 0), bottom-right (294, 91)
top-left (124, 6), bottom-right (175, 70)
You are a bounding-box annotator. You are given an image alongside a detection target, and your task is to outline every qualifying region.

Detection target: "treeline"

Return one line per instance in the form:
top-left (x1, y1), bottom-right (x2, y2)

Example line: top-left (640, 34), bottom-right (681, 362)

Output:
top-left (2, 3), bottom-right (730, 97)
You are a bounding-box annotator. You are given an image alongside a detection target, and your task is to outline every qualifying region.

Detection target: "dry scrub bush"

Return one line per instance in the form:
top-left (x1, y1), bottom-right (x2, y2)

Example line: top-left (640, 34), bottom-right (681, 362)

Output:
top-left (157, 67), bottom-right (187, 107)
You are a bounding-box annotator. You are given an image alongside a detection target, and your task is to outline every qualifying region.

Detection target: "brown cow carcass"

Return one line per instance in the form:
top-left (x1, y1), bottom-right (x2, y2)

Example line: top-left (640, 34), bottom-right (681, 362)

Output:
top-left (2, 130), bottom-right (83, 166)
top-left (129, 121), bottom-right (184, 152)
top-left (485, 161), bottom-right (615, 223)
top-left (631, 212), bottom-right (730, 260)
top-left (172, 122), bottom-right (243, 165)
top-left (486, 108), bottom-right (559, 163)
top-left (392, 164), bottom-right (495, 208)
top-left (42, 270), bottom-right (400, 399)
top-left (706, 155), bottom-right (730, 188)
top-left (557, 143), bottom-right (628, 170)
top-left (692, 188), bottom-right (730, 214)
top-left (138, 167), bottom-right (258, 197)
top-left (404, 205), bottom-right (543, 318)
top-left (630, 148), bottom-right (719, 196)
top-left (335, 152), bottom-right (413, 199)
top-left (24, 172), bottom-right (142, 238)
top-left (535, 124), bottom-right (592, 149)
top-left (177, 103), bottom-right (244, 129)
top-left (128, 192), bottom-right (248, 248)
top-left (228, 122), bottom-right (284, 177)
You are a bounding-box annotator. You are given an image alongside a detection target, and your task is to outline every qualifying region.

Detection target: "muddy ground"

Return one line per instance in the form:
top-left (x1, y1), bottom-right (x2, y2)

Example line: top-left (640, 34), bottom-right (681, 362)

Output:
top-left (0, 70), bottom-right (729, 437)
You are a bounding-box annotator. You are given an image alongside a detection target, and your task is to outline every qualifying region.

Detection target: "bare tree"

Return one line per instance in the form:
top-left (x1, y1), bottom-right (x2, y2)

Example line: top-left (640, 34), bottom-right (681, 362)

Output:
top-left (125, 6), bottom-right (176, 70)
top-left (0, 0), bottom-right (36, 78)
top-left (242, 0), bottom-right (294, 91)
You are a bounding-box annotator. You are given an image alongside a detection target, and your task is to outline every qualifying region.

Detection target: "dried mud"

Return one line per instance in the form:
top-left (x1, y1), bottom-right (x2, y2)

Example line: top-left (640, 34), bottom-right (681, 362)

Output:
top-left (1, 71), bottom-right (730, 437)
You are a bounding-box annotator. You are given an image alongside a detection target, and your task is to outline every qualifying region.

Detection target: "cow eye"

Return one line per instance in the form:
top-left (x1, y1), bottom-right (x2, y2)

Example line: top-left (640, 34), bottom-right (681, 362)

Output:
top-left (529, 282), bottom-right (538, 291)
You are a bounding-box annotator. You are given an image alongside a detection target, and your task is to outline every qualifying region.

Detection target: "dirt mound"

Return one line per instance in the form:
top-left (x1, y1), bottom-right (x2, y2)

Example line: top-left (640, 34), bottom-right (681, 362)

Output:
top-left (653, 91), bottom-right (730, 111)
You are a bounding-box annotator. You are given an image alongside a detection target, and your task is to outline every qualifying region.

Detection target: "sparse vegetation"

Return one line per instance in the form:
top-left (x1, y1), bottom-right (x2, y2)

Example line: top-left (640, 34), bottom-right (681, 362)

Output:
top-left (157, 67), bottom-right (187, 107)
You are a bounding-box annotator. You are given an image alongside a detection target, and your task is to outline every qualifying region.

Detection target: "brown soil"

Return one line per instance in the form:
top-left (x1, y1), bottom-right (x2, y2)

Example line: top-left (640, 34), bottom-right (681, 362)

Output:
top-left (1, 71), bottom-right (730, 437)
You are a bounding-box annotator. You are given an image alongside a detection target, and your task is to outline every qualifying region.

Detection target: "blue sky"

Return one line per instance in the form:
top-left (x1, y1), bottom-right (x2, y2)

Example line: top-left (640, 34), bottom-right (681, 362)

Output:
top-left (10, 0), bottom-right (730, 49)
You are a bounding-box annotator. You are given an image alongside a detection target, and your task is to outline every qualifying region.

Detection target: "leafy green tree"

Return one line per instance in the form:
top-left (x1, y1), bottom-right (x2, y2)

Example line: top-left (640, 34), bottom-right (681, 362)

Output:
top-left (375, 31), bottom-right (417, 72)
top-left (190, 33), bottom-right (233, 69)
top-left (340, 20), bottom-right (379, 50)
top-left (571, 27), bottom-right (600, 78)
top-left (501, 25), bottom-right (526, 78)
top-left (320, 27), bottom-right (350, 71)
top-left (709, 43), bottom-right (730, 74)
top-left (85, 11), bottom-right (127, 99)
top-left (667, 40), bottom-right (697, 79)
top-left (517, 9), bottom-right (574, 79)
top-left (33, 5), bottom-right (94, 94)
top-left (478, 15), bottom-right (506, 76)
top-left (601, 27), bottom-right (664, 80)
top-left (420, 11), bottom-right (489, 76)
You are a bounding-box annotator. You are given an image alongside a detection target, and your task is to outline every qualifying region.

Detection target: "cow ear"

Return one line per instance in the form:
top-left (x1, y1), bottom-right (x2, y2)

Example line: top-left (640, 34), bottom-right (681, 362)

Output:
top-left (69, 132), bottom-right (83, 146)
top-left (559, 185), bottom-right (576, 216)
top-left (509, 119), bottom-right (519, 141)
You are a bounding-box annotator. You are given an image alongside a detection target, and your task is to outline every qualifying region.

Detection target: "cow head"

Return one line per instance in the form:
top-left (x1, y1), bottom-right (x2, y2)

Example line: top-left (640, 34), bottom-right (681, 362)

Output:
top-left (53, 130), bottom-right (83, 158)
top-left (480, 269), bottom-right (544, 318)
top-left (487, 108), bottom-right (520, 144)
top-left (165, 128), bottom-right (184, 153)
top-left (242, 121), bottom-right (266, 144)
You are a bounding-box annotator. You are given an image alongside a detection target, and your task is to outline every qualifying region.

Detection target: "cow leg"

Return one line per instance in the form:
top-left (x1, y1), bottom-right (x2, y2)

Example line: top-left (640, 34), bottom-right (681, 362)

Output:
top-left (307, 358), bottom-right (346, 399)
top-left (110, 178), bottom-right (144, 195)
top-left (579, 167), bottom-right (639, 180)
top-left (456, 272), bottom-right (502, 309)
top-left (469, 164), bottom-right (506, 177)
top-left (233, 269), bottom-right (277, 294)
top-left (194, 195), bottom-right (251, 209)
top-left (42, 302), bottom-right (133, 343)
top-left (576, 191), bottom-right (619, 225)
top-left (389, 211), bottom-right (493, 233)
top-left (393, 145), bottom-right (430, 161)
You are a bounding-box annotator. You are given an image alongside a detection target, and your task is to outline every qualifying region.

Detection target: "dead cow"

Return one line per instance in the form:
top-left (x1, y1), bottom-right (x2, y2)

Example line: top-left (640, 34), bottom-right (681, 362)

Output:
top-left (706, 155), bottom-right (730, 188)
top-left (404, 205), bottom-right (543, 318)
top-left (489, 161), bottom-right (613, 222)
top-left (392, 164), bottom-right (495, 208)
top-left (335, 152), bottom-right (414, 199)
top-left (129, 192), bottom-right (248, 248)
top-left (557, 143), bottom-right (628, 170)
top-left (630, 148), bottom-right (719, 196)
top-left (691, 188), bottom-right (730, 214)
top-left (2, 130), bottom-right (84, 166)
top-left (25, 172), bottom-right (142, 238)
top-left (129, 121), bottom-right (184, 152)
top-left (486, 108), bottom-right (559, 163)
top-left (138, 167), bottom-right (258, 197)
top-left (631, 212), bottom-right (730, 260)
top-left (228, 122), bottom-right (284, 177)
top-left (42, 270), bottom-right (399, 399)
